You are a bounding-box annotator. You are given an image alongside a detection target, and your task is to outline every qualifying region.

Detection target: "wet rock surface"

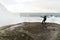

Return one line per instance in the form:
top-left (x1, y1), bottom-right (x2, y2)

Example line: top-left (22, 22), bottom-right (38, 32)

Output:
top-left (0, 22), bottom-right (60, 40)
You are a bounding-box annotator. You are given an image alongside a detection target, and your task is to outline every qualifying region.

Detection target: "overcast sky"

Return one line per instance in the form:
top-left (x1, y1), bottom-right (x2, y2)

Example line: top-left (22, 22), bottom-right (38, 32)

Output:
top-left (0, 0), bottom-right (60, 13)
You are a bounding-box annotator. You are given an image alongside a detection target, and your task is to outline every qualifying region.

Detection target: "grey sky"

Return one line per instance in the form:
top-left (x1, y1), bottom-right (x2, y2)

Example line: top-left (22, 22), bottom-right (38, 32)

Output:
top-left (0, 0), bottom-right (60, 13)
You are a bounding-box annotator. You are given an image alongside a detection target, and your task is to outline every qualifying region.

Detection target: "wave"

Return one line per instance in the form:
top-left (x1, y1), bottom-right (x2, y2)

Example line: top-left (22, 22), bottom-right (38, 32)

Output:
top-left (0, 15), bottom-right (60, 27)
top-left (20, 16), bottom-right (60, 24)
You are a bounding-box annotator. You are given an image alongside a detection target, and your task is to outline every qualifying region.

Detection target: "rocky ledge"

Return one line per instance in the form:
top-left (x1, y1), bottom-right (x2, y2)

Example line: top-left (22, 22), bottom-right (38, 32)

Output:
top-left (0, 22), bottom-right (60, 40)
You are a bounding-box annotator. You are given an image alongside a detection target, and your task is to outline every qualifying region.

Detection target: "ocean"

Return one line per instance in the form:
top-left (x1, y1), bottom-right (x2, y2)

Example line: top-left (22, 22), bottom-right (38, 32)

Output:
top-left (0, 13), bottom-right (60, 26)
top-left (20, 13), bottom-right (60, 17)
top-left (20, 13), bottom-right (60, 24)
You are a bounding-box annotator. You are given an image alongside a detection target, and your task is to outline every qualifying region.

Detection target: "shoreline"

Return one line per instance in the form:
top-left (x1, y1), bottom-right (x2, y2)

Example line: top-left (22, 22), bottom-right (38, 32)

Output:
top-left (0, 22), bottom-right (60, 31)
top-left (0, 22), bottom-right (60, 27)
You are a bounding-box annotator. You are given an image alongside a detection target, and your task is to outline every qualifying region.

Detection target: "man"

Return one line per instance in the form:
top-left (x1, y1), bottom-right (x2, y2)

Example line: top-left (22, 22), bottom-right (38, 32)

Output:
top-left (42, 16), bottom-right (47, 24)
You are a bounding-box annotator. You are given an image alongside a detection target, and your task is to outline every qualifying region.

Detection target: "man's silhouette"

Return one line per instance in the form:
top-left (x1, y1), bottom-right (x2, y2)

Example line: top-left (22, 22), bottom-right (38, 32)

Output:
top-left (42, 16), bottom-right (47, 24)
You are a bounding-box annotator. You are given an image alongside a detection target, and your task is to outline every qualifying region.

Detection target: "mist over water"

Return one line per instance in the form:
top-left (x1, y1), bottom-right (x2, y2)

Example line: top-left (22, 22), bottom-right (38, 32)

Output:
top-left (0, 13), bottom-right (60, 26)
top-left (0, 3), bottom-right (60, 26)
top-left (20, 13), bottom-right (60, 24)
top-left (19, 16), bottom-right (60, 24)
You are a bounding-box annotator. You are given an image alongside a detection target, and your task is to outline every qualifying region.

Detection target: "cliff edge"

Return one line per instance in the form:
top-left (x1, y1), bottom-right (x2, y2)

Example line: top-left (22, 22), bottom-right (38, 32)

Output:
top-left (0, 22), bottom-right (60, 40)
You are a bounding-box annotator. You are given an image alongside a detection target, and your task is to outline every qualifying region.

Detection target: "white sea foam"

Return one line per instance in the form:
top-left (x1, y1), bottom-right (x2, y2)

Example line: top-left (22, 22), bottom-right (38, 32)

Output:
top-left (0, 13), bottom-right (60, 27)
top-left (0, 3), bottom-right (60, 27)
top-left (19, 16), bottom-right (60, 24)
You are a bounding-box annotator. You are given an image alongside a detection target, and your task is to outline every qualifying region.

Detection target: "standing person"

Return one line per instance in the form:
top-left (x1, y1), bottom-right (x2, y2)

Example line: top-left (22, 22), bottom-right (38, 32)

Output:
top-left (42, 16), bottom-right (47, 24)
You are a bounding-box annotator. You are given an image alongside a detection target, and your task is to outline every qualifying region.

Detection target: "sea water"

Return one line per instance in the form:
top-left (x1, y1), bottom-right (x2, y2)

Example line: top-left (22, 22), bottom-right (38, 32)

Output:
top-left (20, 13), bottom-right (60, 24)
top-left (0, 13), bottom-right (60, 26)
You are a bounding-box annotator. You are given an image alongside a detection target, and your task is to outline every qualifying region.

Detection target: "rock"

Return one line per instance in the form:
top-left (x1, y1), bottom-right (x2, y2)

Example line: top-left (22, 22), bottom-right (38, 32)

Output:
top-left (0, 22), bottom-right (60, 40)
